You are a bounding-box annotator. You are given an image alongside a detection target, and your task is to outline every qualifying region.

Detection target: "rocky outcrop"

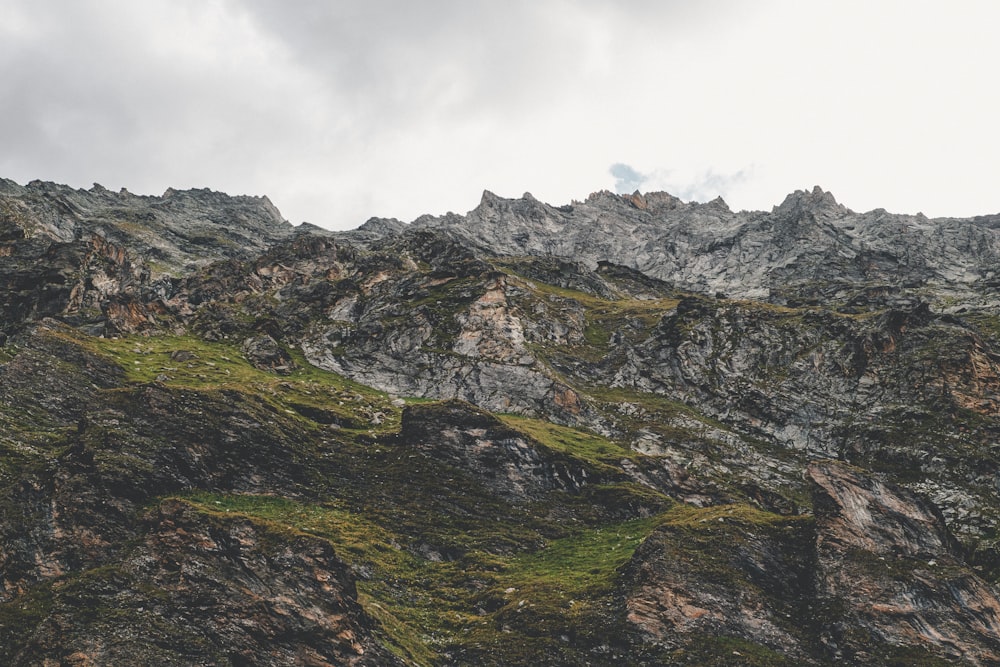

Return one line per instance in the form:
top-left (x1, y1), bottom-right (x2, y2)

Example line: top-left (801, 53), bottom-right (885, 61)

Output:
top-left (397, 401), bottom-right (597, 502)
top-left (0, 178), bottom-right (304, 335)
top-left (621, 462), bottom-right (1000, 665)
top-left (623, 507), bottom-right (817, 662)
top-left (242, 334), bottom-right (296, 374)
top-left (809, 461), bottom-right (1000, 666)
top-left (0, 179), bottom-right (295, 270)
top-left (9, 499), bottom-right (401, 667)
top-left (294, 243), bottom-right (606, 429)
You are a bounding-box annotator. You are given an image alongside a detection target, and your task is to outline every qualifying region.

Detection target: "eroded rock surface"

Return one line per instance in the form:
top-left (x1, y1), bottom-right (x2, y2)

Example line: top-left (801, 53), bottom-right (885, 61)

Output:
top-left (394, 186), bottom-right (1000, 305)
top-left (810, 461), bottom-right (1000, 666)
top-left (10, 499), bottom-right (400, 667)
top-left (4, 179), bottom-right (1000, 665)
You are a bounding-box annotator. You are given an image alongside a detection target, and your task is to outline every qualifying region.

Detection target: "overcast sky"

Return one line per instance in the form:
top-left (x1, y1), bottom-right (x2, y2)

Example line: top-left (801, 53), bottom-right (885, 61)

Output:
top-left (2, 1), bottom-right (999, 229)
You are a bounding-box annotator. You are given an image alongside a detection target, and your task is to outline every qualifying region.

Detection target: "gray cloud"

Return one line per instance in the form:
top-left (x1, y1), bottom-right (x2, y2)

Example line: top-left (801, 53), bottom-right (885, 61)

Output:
top-left (610, 163), bottom-right (646, 194)
top-left (0, 1), bottom-right (760, 227)
top-left (0, 2), bottom-right (337, 208)
top-left (236, 1), bottom-right (630, 128)
top-left (673, 168), bottom-right (752, 204)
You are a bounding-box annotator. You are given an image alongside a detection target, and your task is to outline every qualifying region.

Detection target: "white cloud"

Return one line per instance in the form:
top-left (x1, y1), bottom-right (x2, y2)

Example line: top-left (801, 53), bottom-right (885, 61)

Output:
top-left (610, 163), bottom-right (753, 206)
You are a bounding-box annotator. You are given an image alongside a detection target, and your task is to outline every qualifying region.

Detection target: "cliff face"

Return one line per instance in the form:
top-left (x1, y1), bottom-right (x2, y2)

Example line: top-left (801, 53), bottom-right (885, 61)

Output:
top-left (808, 462), bottom-right (1000, 666)
top-left (0, 179), bottom-right (297, 337)
top-left (3, 179), bottom-right (1000, 665)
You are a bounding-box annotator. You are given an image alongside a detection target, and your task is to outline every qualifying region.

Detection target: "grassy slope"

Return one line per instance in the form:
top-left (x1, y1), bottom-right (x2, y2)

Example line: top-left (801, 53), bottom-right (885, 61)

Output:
top-left (10, 266), bottom-right (949, 665)
top-left (2, 328), bottom-right (808, 664)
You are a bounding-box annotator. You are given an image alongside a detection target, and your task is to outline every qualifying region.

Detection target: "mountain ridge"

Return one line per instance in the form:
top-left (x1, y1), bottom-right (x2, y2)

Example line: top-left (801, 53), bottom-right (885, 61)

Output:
top-left (3, 177), bottom-right (1000, 665)
top-left (344, 184), bottom-right (1000, 308)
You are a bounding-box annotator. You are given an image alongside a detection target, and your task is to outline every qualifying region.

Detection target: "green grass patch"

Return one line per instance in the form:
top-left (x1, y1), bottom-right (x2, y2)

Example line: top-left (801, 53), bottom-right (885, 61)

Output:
top-left (179, 492), bottom-right (673, 666)
top-left (497, 414), bottom-right (634, 466)
top-left (0, 344), bottom-right (16, 364)
top-left (660, 502), bottom-right (809, 530)
top-left (68, 332), bottom-right (402, 435)
top-left (501, 514), bottom-right (664, 598)
top-left (667, 634), bottom-right (800, 666)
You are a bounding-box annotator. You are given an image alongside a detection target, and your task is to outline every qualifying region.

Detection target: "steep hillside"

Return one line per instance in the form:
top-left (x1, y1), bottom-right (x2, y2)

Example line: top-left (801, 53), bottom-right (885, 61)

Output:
top-left (2, 179), bottom-right (1000, 665)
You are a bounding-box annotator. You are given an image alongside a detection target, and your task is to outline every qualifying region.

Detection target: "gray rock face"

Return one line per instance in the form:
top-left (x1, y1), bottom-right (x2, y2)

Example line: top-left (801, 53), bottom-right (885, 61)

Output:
top-left (397, 401), bottom-right (593, 502)
top-left (360, 186), bottom-right (1000, 305)
top-left (1, 179), bottom-right (295, 271)
top-left (623, 508), bottom-right (815, 661)
top-left (810, 460), bottom-right (957, 558)
top-left (810, 461), bottom-right (1000, 666)
top-left (242, 334), bottom-right (296, 374)
top-left (0, 178), bottom-right (302, 335)
top-left (623, 462), bottom-right (1000, 665)
top-left (292, 245), bottom-right (605, 429)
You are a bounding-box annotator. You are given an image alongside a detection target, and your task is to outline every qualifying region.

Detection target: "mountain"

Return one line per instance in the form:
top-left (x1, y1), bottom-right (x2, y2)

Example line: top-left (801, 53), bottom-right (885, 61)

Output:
top-left (351, 186), bottom-right (1000, 306)
top-left (3, 179), bottom-right (1000, 665)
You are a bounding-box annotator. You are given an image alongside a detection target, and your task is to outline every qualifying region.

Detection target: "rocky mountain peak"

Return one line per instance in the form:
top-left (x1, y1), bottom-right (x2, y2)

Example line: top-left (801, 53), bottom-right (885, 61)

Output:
top-left (472, 189), bottom-right (549, 216)
top-left (621, 189), bottom-right (686, 214)
top-left (584, 188), bottom-right (619, 204)
top-left (374, 182), bottom-right (1000, 305)
top-left (0, 177), bottom-right (296, 265)
top-left (478, 188), bottom-right (503, 208)
top-left (773, 184), bottom-right (850, 218)
top-left (702, 195), bottom-right (731, 212)
top-left (5, 176), bottom-right (1000, 665)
